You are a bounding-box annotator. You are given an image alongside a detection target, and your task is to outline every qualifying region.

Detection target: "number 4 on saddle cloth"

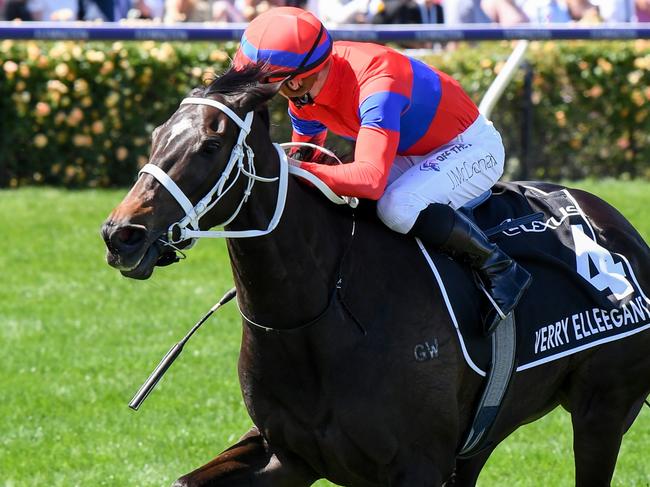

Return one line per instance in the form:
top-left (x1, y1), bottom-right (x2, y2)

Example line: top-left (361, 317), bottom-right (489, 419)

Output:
top-left (422, 181), bottom-right (650, 377)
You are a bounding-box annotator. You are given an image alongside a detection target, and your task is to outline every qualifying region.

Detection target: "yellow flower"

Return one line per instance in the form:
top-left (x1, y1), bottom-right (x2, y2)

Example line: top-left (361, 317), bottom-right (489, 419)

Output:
top-left (554, 110), bottom-right (567, 128)
top-left (585, 85), bottom-right (603, 98)
top-left (569, 137), bottom-right (582, 150)
top-left (1, 40), bottom-right (14, 53)
top-left (67, 107), bottom-right (84, 126)
top-left (49, 91), bottom-right (61, 105)
top-left (33, 134), bottom-right (48, 148)
top-left (37, 55), bottom-right (49, 69)
top-left (100, 61), bottom-right (114, 76)
top-left (86, 50), bottom-right (106, 63)
top-left (105, 92), bottom-right (120, 108)
top-left (479, 59), bottom-right (492, 69)
top-left (35, 101), bottom-right (51, 117)
top-left (48, 43), bottom-right (67, 59)
top-left (3, 60), bottom-right (18, 74)
top-left (597, 58), bottom-right (613, 74)
top-left (74, 78), bottom-right (89, 94)
top-left (137, 156), bottom-right (148, 168)
top-left (202, 69), bottom-right (216, 85)
top-left (55, 63), bottom-right (70, 78)
top-left (18, 63), bottom-right (30, 78)
top-left (73, 134), bottom-right (93, 147)
top-left (209, 50), bottom-right (229, 63)
top-left (47, 79), bottom-right (68, 94)
top-left (91, 120), bottom-right (105, 134)
top-left (631, 89), bottom-right (644, 107)
top-left (116, 147), bottom-right (129, 161)
top-left (628, 70), bottom-right (643, 86)
top-left (81, 96), bottom-right (92, 108)
top-left (633, 55), bottom-right (650, 70)
top-left (15, 81), bottom-right (26, 91)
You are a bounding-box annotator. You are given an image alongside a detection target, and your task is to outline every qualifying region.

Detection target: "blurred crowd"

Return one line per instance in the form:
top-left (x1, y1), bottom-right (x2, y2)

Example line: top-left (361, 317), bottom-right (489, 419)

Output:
top-left (0, 0), bottom-right (648, 23)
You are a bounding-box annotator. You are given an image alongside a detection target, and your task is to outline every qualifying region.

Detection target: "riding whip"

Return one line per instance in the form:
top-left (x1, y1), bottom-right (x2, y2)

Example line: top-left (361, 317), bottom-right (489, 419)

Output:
top-left (128, 287), bottom-right (237, 411)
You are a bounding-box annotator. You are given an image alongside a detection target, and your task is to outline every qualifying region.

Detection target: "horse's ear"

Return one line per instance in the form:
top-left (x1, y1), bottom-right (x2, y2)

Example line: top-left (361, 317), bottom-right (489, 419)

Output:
top-left (236, 80), bottom-right (284, 112)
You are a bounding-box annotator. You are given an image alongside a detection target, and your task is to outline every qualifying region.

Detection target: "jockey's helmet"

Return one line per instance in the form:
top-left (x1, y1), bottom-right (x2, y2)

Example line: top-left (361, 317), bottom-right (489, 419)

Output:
top-left (233, 7), bottom-right (333, 82)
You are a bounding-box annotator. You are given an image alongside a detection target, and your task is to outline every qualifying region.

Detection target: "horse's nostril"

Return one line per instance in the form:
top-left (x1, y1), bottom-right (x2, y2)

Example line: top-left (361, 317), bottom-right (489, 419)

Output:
top-left (115, 227), bottom-right (138, 245)
top-left (108, 224), bottom-right (148, 253)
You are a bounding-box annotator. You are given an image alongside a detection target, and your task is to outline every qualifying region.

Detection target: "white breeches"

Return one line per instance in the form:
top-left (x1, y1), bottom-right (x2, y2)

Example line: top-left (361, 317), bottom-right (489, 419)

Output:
top-left (376, 114), bottom-right (505, 234)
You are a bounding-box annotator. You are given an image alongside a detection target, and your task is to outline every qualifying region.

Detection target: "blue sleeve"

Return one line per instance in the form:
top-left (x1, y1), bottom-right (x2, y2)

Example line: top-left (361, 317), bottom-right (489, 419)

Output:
top-left (358, 91), bottom-right (409, 133)
top-left (288, 108), bottom-right (327, 136)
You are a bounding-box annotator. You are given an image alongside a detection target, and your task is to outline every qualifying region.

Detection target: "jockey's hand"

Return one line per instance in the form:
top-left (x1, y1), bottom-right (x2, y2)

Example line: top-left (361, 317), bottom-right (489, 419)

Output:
top-left (288, 146), bottom-right (315, 162)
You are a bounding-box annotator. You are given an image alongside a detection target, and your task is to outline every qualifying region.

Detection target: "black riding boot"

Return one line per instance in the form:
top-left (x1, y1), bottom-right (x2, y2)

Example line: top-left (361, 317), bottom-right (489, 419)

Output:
top-left (408, 203), bottom-right (532, 334)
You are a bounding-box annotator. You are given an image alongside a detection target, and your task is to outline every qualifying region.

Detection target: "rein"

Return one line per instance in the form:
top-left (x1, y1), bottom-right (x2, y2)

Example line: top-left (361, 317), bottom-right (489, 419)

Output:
top-left (238, 213), bottom-right (366, 334)
top-left (139, 97), bottom-right (356, 246)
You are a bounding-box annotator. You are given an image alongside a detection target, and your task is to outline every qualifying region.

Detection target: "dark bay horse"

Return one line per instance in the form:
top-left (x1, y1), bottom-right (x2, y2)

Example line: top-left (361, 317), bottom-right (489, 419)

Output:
top-left (101, 66), bottom-right (650, 486)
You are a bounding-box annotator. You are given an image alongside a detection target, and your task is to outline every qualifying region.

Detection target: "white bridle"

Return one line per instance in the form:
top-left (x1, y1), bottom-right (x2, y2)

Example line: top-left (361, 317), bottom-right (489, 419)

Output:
top-left (139, 97), bottom-right (357, 245)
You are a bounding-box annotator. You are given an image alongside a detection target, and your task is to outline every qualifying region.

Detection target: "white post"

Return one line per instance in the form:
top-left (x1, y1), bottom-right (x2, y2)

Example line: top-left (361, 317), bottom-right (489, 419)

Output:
top-left (479, 40), bottom-right (530, 120)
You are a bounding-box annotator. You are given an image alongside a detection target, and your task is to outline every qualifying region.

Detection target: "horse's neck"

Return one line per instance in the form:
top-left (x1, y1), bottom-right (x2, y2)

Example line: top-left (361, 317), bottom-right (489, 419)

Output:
top-left (227, 161), bottom-right (349, 329)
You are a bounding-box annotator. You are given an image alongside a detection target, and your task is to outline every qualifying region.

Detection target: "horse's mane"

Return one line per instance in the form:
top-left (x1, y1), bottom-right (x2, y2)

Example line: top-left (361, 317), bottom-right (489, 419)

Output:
top-left (202, 63), bottom-right (276, 97)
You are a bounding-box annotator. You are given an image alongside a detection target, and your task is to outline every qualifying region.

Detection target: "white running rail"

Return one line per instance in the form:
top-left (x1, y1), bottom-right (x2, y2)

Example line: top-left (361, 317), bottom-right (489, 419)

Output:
top-left (478, 40), bottom-right (530, 120)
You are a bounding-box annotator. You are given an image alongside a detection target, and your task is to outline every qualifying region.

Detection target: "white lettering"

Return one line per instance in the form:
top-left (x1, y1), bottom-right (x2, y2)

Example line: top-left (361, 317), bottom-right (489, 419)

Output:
top-left (601, 309), bottom-right (612, 330)
top-left (630, 298), bottom-right (647, 322)
top-left (573, 313), bottom-right (583, 340)
top-left (561, 318), bottom-right (570, 343)
top-left (593, 308), bottom-right (605, 332)
top-left (610, 308), bottom-right (623, 327)
top-left (623, 304), bottom-right (634, 325)
top-left (548, 323), bottom-right (556, 349)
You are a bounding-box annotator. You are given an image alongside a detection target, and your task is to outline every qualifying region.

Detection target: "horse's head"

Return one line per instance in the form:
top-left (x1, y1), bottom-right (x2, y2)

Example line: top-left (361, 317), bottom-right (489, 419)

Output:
top-left (101, 66), bottom-right (283, 279)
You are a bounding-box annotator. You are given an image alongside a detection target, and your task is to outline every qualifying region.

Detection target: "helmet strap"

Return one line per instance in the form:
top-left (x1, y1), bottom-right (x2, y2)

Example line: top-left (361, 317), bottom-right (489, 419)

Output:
top-left (295, 23), bottom-right (325, 75)
top-left (290, 92), bottom-right (315, 108)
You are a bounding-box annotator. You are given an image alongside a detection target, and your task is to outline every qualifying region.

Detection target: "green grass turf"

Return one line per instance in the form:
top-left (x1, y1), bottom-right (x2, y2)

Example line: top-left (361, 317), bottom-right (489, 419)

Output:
top-left (0, 180), bottom-right (648, 486)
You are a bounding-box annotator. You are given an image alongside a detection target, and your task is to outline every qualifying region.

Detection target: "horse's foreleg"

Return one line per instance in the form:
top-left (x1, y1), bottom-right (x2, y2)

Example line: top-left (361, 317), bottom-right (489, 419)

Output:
top-left (172, 427), bottom-right (317, 487)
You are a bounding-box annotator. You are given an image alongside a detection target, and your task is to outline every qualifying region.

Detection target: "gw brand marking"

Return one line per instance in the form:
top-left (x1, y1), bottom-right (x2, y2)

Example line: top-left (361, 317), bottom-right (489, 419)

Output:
top-left (414, 339), bottom-right (439, 362)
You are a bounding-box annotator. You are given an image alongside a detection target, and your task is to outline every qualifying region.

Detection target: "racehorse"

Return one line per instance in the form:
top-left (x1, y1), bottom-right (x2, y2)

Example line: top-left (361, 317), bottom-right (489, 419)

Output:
top-left (101, 65), bottom-right (650, 486)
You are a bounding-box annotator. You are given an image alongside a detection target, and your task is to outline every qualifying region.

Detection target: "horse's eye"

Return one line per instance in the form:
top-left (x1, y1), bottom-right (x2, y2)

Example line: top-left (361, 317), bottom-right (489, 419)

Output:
top-left (202, 139), bottom-right (221, 155)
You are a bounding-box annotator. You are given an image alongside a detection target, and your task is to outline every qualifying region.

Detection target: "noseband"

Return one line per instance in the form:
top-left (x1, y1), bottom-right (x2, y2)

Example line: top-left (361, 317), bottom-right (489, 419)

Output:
top-left (139, 97), bottom-right (289, 243)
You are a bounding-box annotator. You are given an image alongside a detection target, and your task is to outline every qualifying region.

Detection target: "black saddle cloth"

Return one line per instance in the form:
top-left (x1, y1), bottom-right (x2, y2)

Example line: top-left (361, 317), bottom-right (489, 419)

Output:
top-left (421, 181), bottom-right (650, 375)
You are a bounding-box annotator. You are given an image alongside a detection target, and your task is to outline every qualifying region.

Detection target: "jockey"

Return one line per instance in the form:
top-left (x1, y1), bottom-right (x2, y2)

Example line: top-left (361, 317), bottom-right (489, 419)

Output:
top-left (233, 7), bottom-right (531, 334)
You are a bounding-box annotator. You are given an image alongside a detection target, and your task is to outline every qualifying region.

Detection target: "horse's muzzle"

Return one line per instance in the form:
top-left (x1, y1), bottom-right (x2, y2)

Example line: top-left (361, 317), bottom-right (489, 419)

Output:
top-left (102, 221), bottom-right (154, 274)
